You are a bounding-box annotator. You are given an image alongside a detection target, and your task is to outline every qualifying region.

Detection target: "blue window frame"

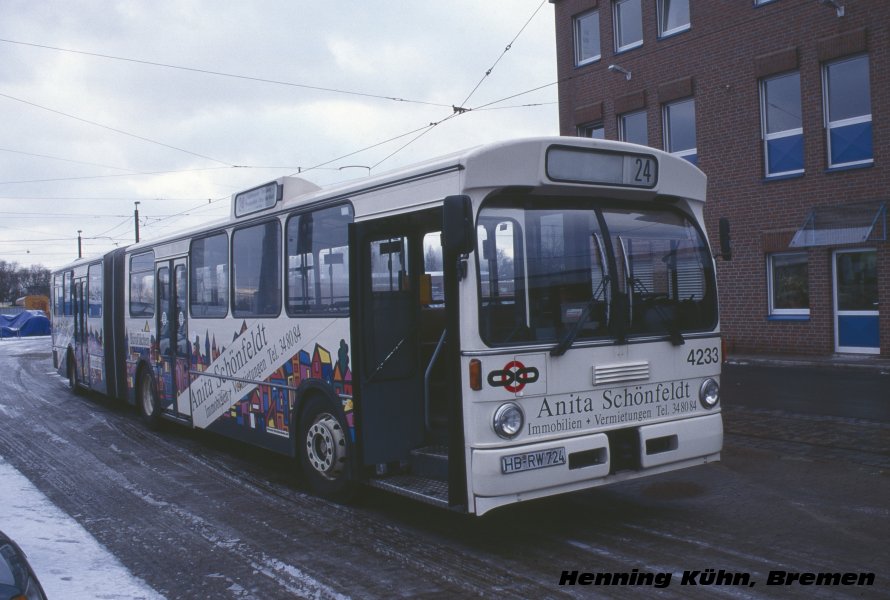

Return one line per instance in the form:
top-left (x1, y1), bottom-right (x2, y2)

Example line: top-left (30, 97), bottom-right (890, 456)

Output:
top-left (664, 98), bottom-right (697, 165)
top-left (761, 71), bottom-right (803, 177)
top-left (658, 0), bottom-right (690, 38)
top-left (574, 10), bottom-right (600, 66)
top-left (619, 110), bottom-right (647, 146)
top-left (824, 55), bottom-right (872, 168)
top-left (614, 0), bottom-right (643, 52)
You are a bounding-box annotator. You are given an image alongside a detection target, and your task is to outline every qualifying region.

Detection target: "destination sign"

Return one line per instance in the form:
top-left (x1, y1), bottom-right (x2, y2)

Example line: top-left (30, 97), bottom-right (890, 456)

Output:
top-left (546, 146), bottom-right (658, 189)
top-left (234, 181), bottom-right (281, 217)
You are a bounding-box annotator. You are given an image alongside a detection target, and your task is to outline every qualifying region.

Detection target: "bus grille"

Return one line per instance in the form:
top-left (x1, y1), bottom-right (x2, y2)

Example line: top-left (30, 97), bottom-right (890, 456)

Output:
top-left (592, 361), bottom-right (650, 385)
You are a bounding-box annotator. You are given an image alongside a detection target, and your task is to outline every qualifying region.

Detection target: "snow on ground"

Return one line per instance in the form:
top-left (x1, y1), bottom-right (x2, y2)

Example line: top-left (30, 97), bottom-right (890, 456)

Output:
top-left (0, 455), bottom-right (165, 600)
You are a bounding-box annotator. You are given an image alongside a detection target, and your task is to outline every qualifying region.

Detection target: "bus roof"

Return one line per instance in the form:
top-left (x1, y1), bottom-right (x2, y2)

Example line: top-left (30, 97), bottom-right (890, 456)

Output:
top-left (55, 137), bottom-right (707, 271)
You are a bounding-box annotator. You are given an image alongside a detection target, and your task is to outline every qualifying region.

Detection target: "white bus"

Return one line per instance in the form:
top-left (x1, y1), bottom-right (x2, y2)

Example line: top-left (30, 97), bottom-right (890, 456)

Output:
top-left (52, 137), bottom-right (729, 516)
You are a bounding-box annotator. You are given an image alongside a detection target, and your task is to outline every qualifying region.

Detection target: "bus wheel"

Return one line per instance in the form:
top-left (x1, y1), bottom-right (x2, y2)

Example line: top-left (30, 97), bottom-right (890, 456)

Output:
top-left (138, 371), bottom-right (162, 429)
top-left (66, 351), bottom-right (80, 394)
top-left (299, 396), bottom-right (355, 501)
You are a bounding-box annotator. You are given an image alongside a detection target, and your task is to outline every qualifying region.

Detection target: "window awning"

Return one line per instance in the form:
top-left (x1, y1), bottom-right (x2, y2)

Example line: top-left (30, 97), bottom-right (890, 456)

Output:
top-left (789, 201), bottom-right (886, 248)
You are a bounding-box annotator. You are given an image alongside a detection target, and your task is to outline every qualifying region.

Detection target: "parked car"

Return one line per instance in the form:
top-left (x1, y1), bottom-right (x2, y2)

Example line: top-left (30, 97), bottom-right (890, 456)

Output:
top-left (0, 531), bottom-right (47, 600)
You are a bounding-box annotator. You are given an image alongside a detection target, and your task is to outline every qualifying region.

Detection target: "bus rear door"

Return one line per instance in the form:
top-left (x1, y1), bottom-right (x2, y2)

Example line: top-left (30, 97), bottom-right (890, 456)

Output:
top-left (155, 258), bottom-right (191, 419)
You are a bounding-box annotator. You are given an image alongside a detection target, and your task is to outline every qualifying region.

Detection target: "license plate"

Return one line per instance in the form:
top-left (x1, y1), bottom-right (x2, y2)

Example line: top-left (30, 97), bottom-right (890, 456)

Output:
top-left (501, 447), bottom-right (567, 474)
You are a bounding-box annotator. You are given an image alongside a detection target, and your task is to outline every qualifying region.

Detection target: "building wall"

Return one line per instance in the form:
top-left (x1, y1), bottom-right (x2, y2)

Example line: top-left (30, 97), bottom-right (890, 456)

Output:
top-left (552, 0), bottom-right (889, 357)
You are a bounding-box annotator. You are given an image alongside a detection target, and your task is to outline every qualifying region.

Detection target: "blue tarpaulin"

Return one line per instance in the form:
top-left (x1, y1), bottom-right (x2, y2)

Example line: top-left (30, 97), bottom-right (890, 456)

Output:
top-left (0, 310), bottom-right (51, 338)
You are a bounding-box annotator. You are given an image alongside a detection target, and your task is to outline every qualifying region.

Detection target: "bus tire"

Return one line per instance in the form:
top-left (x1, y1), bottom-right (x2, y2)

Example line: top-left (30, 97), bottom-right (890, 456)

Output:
top-left (66, 350), bottom-right (80, 395)
top-left (138, 370), bottom-right (162, 430)
top-left (298, 395), bottom-right (355, 502)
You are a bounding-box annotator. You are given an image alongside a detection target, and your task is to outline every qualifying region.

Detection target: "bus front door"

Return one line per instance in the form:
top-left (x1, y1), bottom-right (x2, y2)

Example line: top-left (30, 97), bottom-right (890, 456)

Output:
top-left (351, 215), bottom-right (425, 466)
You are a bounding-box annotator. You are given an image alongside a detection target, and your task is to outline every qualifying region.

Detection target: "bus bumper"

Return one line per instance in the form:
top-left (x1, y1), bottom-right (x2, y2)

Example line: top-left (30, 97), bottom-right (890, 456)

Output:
top-left (470, 412), bottom-right (722, 515)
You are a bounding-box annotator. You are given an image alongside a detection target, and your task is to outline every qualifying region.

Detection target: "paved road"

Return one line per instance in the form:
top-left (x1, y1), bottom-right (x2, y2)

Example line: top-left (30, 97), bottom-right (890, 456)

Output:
top-left (723, 361), bottom-right (890, 422)
top-left (1, 338), bottom-right (888, 599)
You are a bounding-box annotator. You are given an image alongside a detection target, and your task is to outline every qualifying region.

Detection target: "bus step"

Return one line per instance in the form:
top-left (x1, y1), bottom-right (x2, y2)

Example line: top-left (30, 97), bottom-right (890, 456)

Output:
top-left (410, 445), bottom-right (448, 481)
top-left (367, 474), bottom-right (449, 509)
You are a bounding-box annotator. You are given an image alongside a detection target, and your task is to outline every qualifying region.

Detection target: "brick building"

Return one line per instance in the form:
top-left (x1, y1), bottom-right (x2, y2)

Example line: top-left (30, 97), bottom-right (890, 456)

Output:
top-left (550, 0), bottom-right (888, 357)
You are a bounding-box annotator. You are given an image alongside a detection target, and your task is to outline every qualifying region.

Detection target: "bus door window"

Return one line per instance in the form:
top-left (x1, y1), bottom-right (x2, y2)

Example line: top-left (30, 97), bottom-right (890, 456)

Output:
top-left (174, 264), bottom-right (188, 357)
top-left (75, 280), bottom-right (88, 383)
top-left (155, 265), bottom-right (176, 409)
top-left (173, 261), bottom-right (190, 410)
top-left (157, 267), bottom-right (170, 358)
top-left (367, 236), bottom-right (416, 380)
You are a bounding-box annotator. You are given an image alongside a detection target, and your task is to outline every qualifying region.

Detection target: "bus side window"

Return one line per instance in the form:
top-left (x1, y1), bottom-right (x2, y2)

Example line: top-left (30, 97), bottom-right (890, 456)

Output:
top-left (286, 204), bottom-right (352, 315)
top-left (422, 231), bottom-right (444, 306)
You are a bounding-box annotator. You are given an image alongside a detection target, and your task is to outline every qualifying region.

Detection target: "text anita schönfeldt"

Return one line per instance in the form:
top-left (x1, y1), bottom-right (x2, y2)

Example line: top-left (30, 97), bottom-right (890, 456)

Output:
top-left (558, 569), bottom-right (876, 588)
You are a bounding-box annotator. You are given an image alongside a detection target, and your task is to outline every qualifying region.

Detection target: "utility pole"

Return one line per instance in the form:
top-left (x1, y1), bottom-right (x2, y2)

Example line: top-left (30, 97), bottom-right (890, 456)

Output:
top-left (77, 230), bottom-right (82, 259)
top-left (134, 201), bottom-right (140, 243)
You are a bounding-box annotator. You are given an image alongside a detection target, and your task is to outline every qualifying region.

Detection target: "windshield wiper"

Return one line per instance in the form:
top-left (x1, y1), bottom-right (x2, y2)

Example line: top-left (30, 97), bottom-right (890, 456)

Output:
top-left (550, 277), bottom-right (609, 357)
top-left (627, 277), bottom-right (685, 346)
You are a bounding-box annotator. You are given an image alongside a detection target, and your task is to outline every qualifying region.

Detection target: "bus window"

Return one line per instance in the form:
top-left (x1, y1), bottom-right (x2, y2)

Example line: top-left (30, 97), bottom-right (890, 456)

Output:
top-left (190, 233), bottom-right (228, 318)
top-left (371, 238), bottom-right (409, 292)
top-left (603, 208), bottom-right (714, 335)
top-left (232, 220), bottom-right (281, 317)
top-left (63, 271), bottom-right (72, 316)
top-left (422, 231), bottom-right (444, 305)
top-left (477, 216), bottom-right (527, 343)
top-left (158, 267), bottom-right (170, 355)
top-left (286, 204), bottom-right (352, 315)
top-left (53, 275), bottom-right (63, 316)
top-left (129, 251), bottom-right (155, 317)
top-left (477, 198), bottom-right (715, 346)
top-left (88, 264), bottom-right (103, 318)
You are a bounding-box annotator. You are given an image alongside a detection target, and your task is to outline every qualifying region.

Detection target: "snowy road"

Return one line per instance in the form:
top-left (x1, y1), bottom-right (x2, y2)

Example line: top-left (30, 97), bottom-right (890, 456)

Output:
top-left (0, 337), bottom-right (887, 598)
top-left (0, 457), bottom-right (163, 599)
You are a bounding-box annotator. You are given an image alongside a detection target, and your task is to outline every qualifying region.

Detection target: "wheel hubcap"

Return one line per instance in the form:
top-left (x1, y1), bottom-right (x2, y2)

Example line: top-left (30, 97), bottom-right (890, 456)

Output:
top-left (141, 377), bottom-right (155, 416)
top-left (305, 413), bottom-right (346, 480)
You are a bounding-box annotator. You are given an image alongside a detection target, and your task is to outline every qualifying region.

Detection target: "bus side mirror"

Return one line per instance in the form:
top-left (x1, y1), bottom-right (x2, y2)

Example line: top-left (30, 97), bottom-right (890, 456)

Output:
top-left (718, 217), bottom-right (732, 261)
top-left (443, 195), bottom-right (475, 255)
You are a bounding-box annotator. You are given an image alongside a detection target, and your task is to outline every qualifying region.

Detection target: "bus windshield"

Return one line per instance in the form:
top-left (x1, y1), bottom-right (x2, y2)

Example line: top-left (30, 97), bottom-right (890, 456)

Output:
top-left (477, 196), bottom-right (717, 346)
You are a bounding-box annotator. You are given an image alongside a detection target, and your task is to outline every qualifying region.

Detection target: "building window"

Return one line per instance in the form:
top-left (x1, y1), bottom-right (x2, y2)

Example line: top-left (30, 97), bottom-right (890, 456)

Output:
top-left (761, 71), bottom-right (803, 177)
top-left (574, 10), bottom-right (600, 66)
top-left (663, 98), bottom-right (697, 164)
top-left (619, 110), bottom-right (647, 146)
top-left (823, 54), bottom-right (872, 168)
top-left (578, 122), bottom-right (605, 139)
top-left (658, 0), bottom-right (690, 38)
top-left (614, 0), bottom-right (643, 52)
top-left (768, 252), bottom-right (809, 316)
top-left (232, 220), bottom-right (281, 317)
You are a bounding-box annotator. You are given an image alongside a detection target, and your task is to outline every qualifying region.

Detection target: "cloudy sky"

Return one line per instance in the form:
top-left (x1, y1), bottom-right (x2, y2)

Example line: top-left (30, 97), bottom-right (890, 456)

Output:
top-left (0, 1), bottom-right (558, 269)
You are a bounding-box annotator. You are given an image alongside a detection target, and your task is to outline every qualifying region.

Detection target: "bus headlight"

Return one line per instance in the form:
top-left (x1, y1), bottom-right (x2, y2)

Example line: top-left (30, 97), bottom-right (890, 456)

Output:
top-left (699, 378), bottom-right (720, 409)
top-left (493, 402), bottom-right (524, 439)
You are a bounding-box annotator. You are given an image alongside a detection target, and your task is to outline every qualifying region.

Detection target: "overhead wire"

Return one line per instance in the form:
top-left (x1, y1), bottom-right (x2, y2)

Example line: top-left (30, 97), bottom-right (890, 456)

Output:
top-left (458, 0), bottom-right (547, 109)
top-left (0, 147), bottom-right (139, 172)
top-left (2, 3), bottom-right (555, 253)
top-left (0, 37), bottom-right (452, 109)
top-left (368, 0), bottom-right (550, 171)
top-left (0, 91), bottom-right (235, 166)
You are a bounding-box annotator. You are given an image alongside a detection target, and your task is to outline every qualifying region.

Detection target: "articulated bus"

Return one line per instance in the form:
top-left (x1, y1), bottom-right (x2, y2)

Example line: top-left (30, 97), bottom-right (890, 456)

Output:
top-left (51, 137), bottom-right (728, 516)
